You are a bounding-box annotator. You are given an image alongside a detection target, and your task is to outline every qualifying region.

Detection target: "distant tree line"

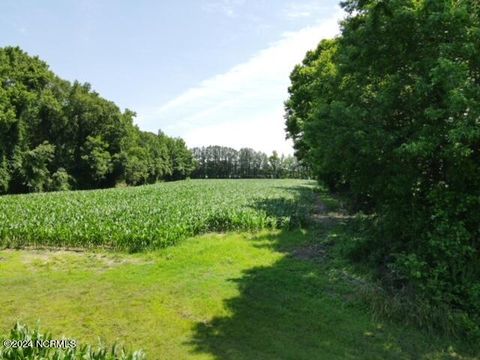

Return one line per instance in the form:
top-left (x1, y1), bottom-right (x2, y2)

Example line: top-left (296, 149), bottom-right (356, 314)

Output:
top-left (191, 146), bottom-right (309, 179)
top-left (0, 47), bottom-right (195, 194)
top-left (0, 46), bottom-right (308, 196)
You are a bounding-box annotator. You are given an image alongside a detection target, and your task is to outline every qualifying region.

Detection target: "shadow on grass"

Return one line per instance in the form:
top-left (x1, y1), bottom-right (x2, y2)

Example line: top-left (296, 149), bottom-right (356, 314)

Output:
top-left (188, 189), bottom-right (474, 359)
top-left (250, 184), bottom-right (318, 228)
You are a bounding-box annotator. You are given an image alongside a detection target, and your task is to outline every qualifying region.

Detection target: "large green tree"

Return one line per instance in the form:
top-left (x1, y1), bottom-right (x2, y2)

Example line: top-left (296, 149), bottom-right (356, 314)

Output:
top-left (0, 46), bottom-right (194, 194)
top-left (286, 0), bottom-right (480, 334)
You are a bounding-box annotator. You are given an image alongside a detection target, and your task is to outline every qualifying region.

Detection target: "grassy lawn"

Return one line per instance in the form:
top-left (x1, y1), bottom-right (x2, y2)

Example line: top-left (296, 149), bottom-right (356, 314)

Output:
top-left (0, 229), bottom-right (473, 359)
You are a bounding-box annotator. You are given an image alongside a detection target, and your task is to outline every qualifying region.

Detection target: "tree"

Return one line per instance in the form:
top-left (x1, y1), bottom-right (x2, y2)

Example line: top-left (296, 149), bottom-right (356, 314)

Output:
top-left (268, 151), bottom-right (281, 178)
top-left (80, 136), bottom-right (113, 188)
top-left (124, 150), bottom-right (149, 186)
top-left (0, 46), bottom-right (195, 193)
top-left (164, 137), bottom-right (195, 180)
top-left (285, 0), bottom-right (480, 334)
top-left (0, 156), bottom-right (10, 194)
top-left (22, 141), bottom-right (55, 192)
top-left (50, 168), bottom-right (72, 191)
top-left (190, 146), bottom-right (309, 179)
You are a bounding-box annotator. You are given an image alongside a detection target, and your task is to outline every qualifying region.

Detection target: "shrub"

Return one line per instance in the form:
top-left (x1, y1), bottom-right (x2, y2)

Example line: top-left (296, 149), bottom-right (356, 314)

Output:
top-left (0, 323), bottom-right (145, 360)
top-left (50, 167), bottom-right (72, 191)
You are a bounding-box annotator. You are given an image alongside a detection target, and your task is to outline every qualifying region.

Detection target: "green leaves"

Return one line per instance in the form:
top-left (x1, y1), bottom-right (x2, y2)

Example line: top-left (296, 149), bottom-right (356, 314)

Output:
top-left (0, 323), bottom-right (146, 360)
top-left (0, 179), bottom-right (315, 252)
top-left (285, 0), bottom-right (480, 336)
top-left (23, 141), bottom-right (55, 192)
top-left (0, 46), bottom-right (195, 194)
top-left (80, 136), bottom-right (113, 185)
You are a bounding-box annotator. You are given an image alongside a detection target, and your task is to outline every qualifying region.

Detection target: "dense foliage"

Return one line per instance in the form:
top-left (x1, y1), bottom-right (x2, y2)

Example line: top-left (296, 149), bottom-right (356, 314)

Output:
top-left (0, 47), bottom-right (194, 194)
top-left (0, 179), bottom-right (315, 251)
top-left (191, 145), bottom-right (309, 179)
top-left (0, 323), bottom-right (145, 359)
top-left (285, 0), bottom-right (480, 335)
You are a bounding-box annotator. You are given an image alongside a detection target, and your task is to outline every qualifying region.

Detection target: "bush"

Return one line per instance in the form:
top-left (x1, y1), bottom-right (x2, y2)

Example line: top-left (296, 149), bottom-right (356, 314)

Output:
top-left (50, 167), bottom-right (72, 191)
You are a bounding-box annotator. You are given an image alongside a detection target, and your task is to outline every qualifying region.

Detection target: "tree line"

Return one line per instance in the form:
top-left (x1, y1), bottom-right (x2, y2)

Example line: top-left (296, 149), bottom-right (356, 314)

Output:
top-left (285, 0), bottom-right (480, 335)
top-left (0, 46), bottom-right (195, 194)
top-left (0, 47), bottom-right (310, 196)
top-left (191, 146), bottom-right (309, 179)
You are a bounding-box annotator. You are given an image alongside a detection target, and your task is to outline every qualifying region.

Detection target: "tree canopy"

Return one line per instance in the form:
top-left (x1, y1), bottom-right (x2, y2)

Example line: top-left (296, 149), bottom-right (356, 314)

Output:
top-left (285, 0), bottom-right (480, 335)
top-left (0, 46), bottom-right (195, 194)
top-left (191, 146), bottom-right (309, 179)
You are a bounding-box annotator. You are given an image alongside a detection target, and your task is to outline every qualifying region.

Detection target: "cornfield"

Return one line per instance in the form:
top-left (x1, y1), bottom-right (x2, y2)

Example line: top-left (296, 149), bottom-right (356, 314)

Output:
top-left (0, 179), bottom-right (315, 251)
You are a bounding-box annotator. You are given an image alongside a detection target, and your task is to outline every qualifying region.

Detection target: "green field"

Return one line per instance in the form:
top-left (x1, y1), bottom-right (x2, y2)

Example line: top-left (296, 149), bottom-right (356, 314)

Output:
top-left (0, 180), bottom-right (476, 359)
top-left (0, 231), bottom-right (473, 359)
top-left (0, 179), bottom-right (314, 251)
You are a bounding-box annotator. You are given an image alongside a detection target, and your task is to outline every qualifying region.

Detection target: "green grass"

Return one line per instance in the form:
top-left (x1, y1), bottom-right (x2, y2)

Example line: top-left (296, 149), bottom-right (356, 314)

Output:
top-left (0, 179), bottom-right (315, 251)
top-left (0, 230), bottom-right (475, 359)
top-left (1, 180), bottom-right (477, 358)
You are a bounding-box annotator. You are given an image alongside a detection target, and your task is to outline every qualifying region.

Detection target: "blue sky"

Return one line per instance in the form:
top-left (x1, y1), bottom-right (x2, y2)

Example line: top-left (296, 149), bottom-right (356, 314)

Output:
top-left (0, 0), bottom-right (343, 154)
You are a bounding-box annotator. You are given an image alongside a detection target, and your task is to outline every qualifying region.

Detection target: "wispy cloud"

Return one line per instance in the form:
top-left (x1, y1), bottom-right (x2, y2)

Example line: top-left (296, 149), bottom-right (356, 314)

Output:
top-left (283, 1), bottom-right (332, 19)
top-left (201, 0), bottom-right (246, 18)
top-left (137, 8), bottom-right (343, 155)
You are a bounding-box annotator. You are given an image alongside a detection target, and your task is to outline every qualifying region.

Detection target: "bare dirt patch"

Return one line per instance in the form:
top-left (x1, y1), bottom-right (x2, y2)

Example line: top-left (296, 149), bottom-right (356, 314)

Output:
top-left (311, 194), bottom-right (353, 226)
top-left (2, 249), bottom-right (151, 271)
top-left (293, 195), bottom-right (351, 262)
top-left (311, 211), bottom-right (353, 226)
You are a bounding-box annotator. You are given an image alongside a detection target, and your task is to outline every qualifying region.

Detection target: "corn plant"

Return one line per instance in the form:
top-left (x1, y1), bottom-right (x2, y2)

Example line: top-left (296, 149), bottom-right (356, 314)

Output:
top-left (0, 323), bottom-right (146, 360)
top-left (0, 179), bottom-right (315, 251)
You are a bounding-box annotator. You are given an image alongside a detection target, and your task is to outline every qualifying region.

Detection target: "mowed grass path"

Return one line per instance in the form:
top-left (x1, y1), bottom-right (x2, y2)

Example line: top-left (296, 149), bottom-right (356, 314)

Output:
top-left (0, 180), bottom-right (314, 251)
top-left (0, 231), bottom-right (471, 359)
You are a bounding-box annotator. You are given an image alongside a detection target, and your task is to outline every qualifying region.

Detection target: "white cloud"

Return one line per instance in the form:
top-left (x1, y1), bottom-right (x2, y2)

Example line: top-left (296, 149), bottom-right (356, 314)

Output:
top-left (283, 1), bottom-right (332, 19)
top-left (201, 0), bottom-right (246, 17)
top-left (137, 9), bottom-right (343, 155)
